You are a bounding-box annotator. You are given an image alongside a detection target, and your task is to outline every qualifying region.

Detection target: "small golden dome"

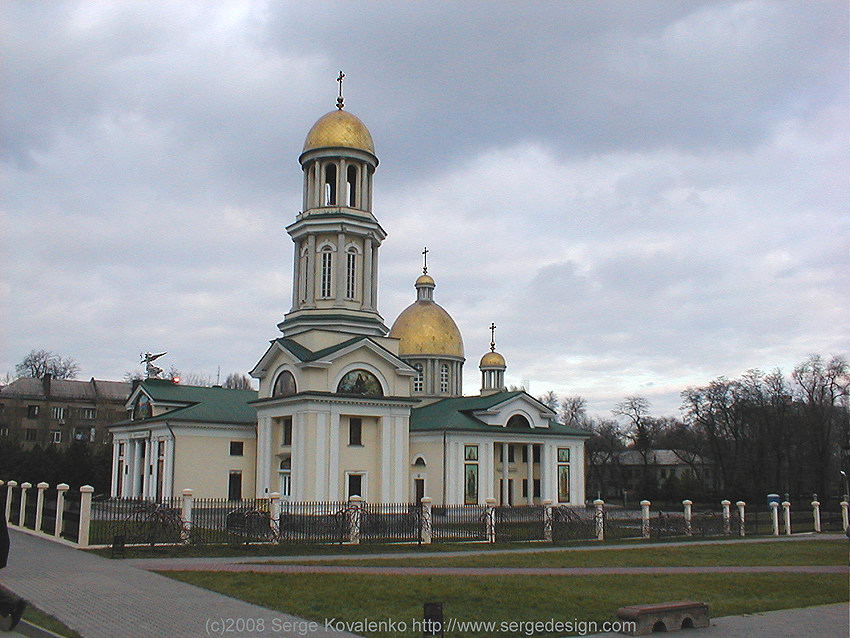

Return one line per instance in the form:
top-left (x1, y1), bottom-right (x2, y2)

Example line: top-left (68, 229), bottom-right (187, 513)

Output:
top-left (415, 274), bottom-right (435, 287)
top-left (390, 301), bottom-right (464, 358)
top-left (303, 110), bottom-right (375, 155)
top-left (480, 351), bottom-right (506, 368)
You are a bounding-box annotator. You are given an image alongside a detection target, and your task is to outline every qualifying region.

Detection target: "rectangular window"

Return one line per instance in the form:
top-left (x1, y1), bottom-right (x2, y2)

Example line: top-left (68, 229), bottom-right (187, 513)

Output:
top-left (282, 417), bottom-right (292, 446)
top-left (0, 427), bottom-right (8, 437)
top-left (51, 430), bottom-right (62, 444)
top-left (347, 473), bottom-right (363, 499)
top-left (279, 470), bottom-right (291, 497)
top-left (533, 446), bottom-right (541, 463)
top-left (558, 463), bottom-right (570, 503)
top-left (346, 251), bottom-right (356, 299)
top-left (349, 418), bottom-right (362, 446)
top-left (74, 428), bottom-right (86, 441)
top-left (26, 429), bottom-right (37, 442)
top-left (321, 250), bottom-right (332, 297)
top-left (27, 405), bottom-right (39, 418)
top-left (413, 364), bottom-right (423, 393)
top-left (464, 462), bottom-right (479, 504)
top-left (533, 479), bottom-right (541, 498)
top-left (440, 364), bottom-right (449, 393)
top-left (522, 478), bottom-right (528, 498)
top-left (52, 406), bottom-right (65, 420)
top-left (229, 441), bottom-right (244, 456)
top-left (508, 446), bottom-right (515, 463)
top-left (228, 471), bottom-right (242, 501)
top-left (80, 407), bottom-right (97, 420)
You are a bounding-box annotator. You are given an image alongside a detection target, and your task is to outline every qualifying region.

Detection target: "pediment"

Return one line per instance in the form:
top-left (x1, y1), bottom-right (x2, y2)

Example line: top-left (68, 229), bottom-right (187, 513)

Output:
top-left (471, 392), bottom-right (556, 429)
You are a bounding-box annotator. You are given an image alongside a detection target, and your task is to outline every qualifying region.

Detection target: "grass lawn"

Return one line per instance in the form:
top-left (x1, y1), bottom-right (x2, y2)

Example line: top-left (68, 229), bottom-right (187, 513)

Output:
top-left (23, 604), bottom-right (83, 638)
top-left (163, 571), bottom-right (848, 638)
top-left (284, 539), bottom-right (846, 568)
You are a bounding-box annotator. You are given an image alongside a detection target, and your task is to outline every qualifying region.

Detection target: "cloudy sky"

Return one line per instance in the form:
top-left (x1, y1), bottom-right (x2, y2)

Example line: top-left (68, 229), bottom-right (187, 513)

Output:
top-left (2, 1), bottom-right (847, 417)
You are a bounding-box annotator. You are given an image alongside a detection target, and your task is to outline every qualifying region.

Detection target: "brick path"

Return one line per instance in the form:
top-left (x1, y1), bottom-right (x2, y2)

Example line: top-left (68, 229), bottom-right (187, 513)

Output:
top-left (4, 529), bottom-right (355, 638)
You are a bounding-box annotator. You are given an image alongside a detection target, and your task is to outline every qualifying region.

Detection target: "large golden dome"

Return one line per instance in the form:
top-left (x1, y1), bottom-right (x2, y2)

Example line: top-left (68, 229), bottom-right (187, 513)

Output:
top-left (390, 301), bottom-right (464, 358)
top-left (303, 110), bottom-right (375, 155)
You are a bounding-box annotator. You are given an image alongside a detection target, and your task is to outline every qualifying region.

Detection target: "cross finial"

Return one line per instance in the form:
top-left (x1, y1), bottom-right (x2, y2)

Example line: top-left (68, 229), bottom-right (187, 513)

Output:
top-left (336, 70), bottom-right (345, 110)
top-left (422, 246), bottom-right (429, 274)
top-left (489, 322), bottom-right (497, 352)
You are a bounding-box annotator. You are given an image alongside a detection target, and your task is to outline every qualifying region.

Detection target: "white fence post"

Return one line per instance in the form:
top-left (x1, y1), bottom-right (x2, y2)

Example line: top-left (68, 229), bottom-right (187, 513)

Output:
top-left (682, 499), bottom-right (693, 536)
top-left (5, 481), bottom-right (17, 522)
top-left (349, 495), bottom-right (362, 544)
top-left (19, 482), bottom-right (31, 526)
top-left (736, 501), bottom-right (746, 537)
top-left (55, 483), bottom-right (69, 537)
top-left (181, 488), bottom-right (194, 543)
top-left (420, 497), bottom-right (433, 545)
top-left (841, 500), bottom-right (849, 533)
top-left (811, 500), bottom-right (821, 533)
top-left (721, 499), bottom-right (731, 536)
top-left (35, 482), bottom-right (49, 532)
top-left (640, 500), bottom-right (651, 539)
top-left (485, 497), bottom-right (497, 543)
top-left (770, 501), bottom-right (780, 536)
top-left (78, 485), bottom-right (94, 547)
top-left (543, 500), bottom-right (553, 542)
top-left (269, 492), bottom-right (281, 537)
top-left (782, 501), bottom-right (791, 536)
top-left (594, 499), bottom-right (605, 541)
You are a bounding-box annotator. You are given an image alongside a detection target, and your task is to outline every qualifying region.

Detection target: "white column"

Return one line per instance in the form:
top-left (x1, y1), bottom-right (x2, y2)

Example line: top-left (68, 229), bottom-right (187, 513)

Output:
top-left (132, 440), bottom-right (143, 498)
top-left (164, 437), bottom-right (175, 498)
top-left (641, 500), bottom-right (651, 539)
top-left (371, 245), bottom-right (379, 309)
top-left (181, 488), bottom-right (194, 543)
top-left (770, 501), bottom-right (780, 535)
top-left (150, 440), bottom-right (160, 501)
top-left (500, 443), bottom-right (509, 506)
top-left (338, 159), bottom-right (347, 207)
top-left (420, 497), bottom-right (432, 544)
top-left (454, 441), bottom-right (464, 505)
top-left (329, 411), bottom-right (340, 501)
top-left (543, 500), bottom-right (553, 541)
top-left (302, 166), bottom-right (308, 211)
top-left (291, 239), bottom-right (301, 310)
top-left (736, 501), bottom-right (746, 537)
top-left (359, 162), bottom-right (367, 209)
top-left (19, 482), bottom-right (31, 525)
top-left (78, 485), bottom-right (94, 547)
top-left (380, 417), bottom-right (391, 501)
top-left (721, 499), bottom-right (731, 536)
top-left (363, 237), bottom-right (373, 310)
top-left (485, 497), bottom-right (496, 542)
top-left (335, 231), bottom-right (346, 304)
top-left (594, 499), bottom-right (605, 541)
top-left (482, 442), bottom-right (494, 502)
top-left (782, 501), bottom-right (792, 535)
top-left (315, 412), bottom-right (328, 501)
top-left (5, 481), bottom-right (16, 522)
top-left (292, 412), bottom-right (306, 501)
top-left (142, 439), bottom-right (152, 498)
top-left (256, 417), bottom-right (267, 498)
top-left (306, 234), bottom-right (316, 306)
top-left (542, 443), bottom-right (556, 502)
top-left (393, 416), bottom-right (407, 502)
top-left (269, 492), bottom-right (281, 536)
top-left (811, 500), bottom-right (821, 533)
top-left (683, 499), bottom-right (693, 536)
top-left (841, 500), bottom-right (849, 532)
top-left (110, 441), bottom-right (120, 497)
top-left (313, 161), bottom-right (321, 208)
top-left (526, 443), bottom-right (534, 505)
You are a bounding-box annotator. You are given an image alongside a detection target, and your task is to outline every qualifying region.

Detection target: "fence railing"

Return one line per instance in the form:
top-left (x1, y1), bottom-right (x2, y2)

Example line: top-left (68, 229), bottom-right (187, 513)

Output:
top-left (3, 478), bottom-right (847, 549)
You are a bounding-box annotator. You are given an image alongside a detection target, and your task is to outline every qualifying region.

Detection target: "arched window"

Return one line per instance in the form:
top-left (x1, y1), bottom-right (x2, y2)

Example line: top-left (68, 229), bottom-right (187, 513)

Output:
top-left (337, 369), bottom-right (384, 396)
top-left (506, 414), bottom-right (531, 429)
top-left (324, 163), bottom-right (337, 205)
top-left (320, 246), bottom-right (333, 298)
top-left (440, 363), bottom-right (449, 393)
top-left (413, 363), bottom-right (424, 393)
top-left (347, 165), bottom-right (358, 207)
top-left (346, 247), bottom-right (357, 299)
top-left (273, 371), bottom-right (297, 397)
top-left (413, 456), bottom-right (426, 467)
top-left (278, 457), bottom-right (291, 498)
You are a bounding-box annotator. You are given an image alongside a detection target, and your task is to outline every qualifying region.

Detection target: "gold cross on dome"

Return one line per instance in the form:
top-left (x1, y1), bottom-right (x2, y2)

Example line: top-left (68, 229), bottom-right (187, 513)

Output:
top-left (336, 70), bottom-right (345, 109)
top-left (489, 322), bottom-right (497, 351)
top-left (422, 246), bottom-right (429, 274)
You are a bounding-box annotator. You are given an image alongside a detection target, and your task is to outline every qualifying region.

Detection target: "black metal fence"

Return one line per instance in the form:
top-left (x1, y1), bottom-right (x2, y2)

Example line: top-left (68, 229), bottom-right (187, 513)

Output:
top-left (89, 497), bottom-right (185, 546)
top-left (7, 488), bottom-right (21, 526)
top-left (61, 492), bottom-right (81, 543)
top-left (604, 509), bottom-right (645, 540)
top-left (495, 505), bottom-right (545, 542)
top-left (192, 498), bottom-right (271, 545)
top-left (23, 493), bottom-right (37, 529)
top-left (552, 506), bottom-right (597, 542)
top-left (431, 505), bottom-right (489, 542)
top-left (361, 502), bottom-right (422, 544)
top-left (41, 489), bottom-right (58, 534)
top-left (279, 501), bottom-right (352, 543)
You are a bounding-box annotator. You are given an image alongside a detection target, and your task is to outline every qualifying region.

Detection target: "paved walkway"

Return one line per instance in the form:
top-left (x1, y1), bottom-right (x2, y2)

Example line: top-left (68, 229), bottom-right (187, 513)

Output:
top-left (591, 602), bottom-right (849, 637)
top-left (3, 529), bottom-right (355, 638)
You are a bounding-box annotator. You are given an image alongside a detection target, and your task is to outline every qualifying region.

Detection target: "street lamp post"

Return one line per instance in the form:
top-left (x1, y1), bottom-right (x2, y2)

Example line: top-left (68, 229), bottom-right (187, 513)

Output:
top-left (840, 470), bottom-right (849, 503)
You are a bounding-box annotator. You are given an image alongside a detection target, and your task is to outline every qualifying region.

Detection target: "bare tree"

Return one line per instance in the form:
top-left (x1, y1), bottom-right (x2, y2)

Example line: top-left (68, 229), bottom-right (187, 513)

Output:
top-left (537, 390), bottom-right (559, 412)
top-left (15, 349), bottom-right (80, 379)
top-left (223, 372), bottom-right (254, 390)
top-left (613, 396), bottom-right (658, 495)
top-left (560, 396), bottom-right (588, 429)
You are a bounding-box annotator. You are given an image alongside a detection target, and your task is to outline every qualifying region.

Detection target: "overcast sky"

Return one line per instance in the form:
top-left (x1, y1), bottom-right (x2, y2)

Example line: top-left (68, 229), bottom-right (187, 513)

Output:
top-left (2, 1), bottom-right (847, 417)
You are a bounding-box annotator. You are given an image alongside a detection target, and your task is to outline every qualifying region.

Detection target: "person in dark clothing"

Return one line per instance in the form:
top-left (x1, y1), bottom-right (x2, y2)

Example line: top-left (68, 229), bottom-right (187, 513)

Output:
top-left (0, 515), bottom-right (26, 631)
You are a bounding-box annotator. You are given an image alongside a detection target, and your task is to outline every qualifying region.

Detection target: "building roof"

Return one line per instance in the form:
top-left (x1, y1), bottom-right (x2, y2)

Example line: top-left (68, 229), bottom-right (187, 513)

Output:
top-left (112, 379), bottom-right (257, 427)
top-left (618, 449), bottom-right (710, 466)
top-left (302, 109), bottom-right (376, 155)
top-left (0, 377), bottom-right (131, 402)
top-left (410, 391), bottom-right (590, 437)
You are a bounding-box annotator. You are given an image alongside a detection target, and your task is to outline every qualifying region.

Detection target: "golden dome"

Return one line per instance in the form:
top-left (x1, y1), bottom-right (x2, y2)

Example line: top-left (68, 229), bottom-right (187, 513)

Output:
top-left (390, 301), bottom-right (464, 358)
top-left (415, 274), bottom-right (435, 287)
top-left (303, 110), bottom-right (375, 155)
top-left (480, 351), bottom-right (506, 368)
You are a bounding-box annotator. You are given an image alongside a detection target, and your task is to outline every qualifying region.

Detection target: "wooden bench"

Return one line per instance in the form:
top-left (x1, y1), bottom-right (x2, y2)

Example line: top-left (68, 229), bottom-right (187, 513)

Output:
top-left (617, 601), bottom-right (709, 635)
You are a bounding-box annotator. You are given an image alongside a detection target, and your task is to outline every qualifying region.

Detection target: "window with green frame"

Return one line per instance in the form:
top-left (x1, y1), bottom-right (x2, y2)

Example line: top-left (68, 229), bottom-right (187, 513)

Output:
top-left (464, 445), bottom-right (479, 504)
top-left (557, 447), bottom-right (570, 502)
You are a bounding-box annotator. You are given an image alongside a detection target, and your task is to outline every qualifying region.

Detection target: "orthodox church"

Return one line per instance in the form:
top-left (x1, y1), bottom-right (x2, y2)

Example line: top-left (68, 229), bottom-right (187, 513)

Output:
top-left (111, 88), bottom-right (588, 506)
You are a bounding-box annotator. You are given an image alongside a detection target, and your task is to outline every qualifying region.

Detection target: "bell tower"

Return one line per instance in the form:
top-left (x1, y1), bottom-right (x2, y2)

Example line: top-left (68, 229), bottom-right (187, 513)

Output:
top-left (279, 73), bottom-right (388, 337)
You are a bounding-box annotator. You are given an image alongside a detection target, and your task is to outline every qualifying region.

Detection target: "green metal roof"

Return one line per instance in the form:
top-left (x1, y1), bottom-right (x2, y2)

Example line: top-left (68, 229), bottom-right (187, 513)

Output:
top-left (410, 391), bottom-right (591, 437)
top-left (276, 336), bottom-right (363, 362)
top-left (113, 379), bottom-right (257, 427)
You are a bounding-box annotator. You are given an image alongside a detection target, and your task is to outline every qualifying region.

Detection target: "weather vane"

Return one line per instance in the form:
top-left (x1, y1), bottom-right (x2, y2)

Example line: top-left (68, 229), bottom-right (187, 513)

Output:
top-left (336, 70), bottom-right (345, 110)
top-left (140, 351), bottom-right (167, 379)
top-left (489, 322), bottom-right (497, 352)
top-left (422, 246), bottom-right (429, 275)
